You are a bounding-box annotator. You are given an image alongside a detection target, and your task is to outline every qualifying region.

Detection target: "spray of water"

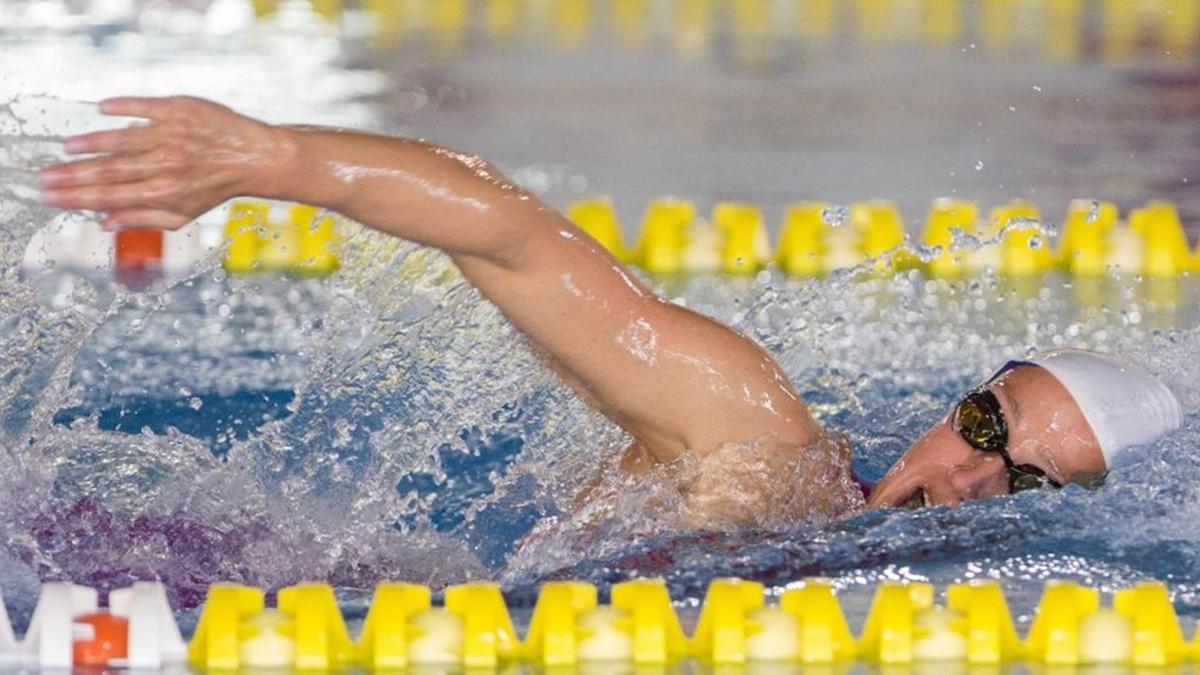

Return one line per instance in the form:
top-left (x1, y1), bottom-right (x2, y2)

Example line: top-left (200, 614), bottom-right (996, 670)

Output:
top-left (3, 91), bottom-right (1200, 630)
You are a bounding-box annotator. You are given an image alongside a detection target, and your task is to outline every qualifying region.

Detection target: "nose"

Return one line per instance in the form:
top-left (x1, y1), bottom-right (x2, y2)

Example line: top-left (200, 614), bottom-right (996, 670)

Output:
top-left (946, 452), bottom-right (1010, 501)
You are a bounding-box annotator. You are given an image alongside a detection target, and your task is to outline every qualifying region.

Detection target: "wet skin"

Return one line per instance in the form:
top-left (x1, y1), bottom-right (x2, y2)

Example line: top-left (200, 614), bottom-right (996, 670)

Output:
top-left (866, 364), bottom-right (1107, 509)
top-left (39, 96), bottom-right (1104, 524)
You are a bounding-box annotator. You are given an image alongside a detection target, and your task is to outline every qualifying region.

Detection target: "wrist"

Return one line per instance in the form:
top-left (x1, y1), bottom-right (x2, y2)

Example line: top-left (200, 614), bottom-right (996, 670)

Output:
top-left (247, 123), bottom-right (303, 200)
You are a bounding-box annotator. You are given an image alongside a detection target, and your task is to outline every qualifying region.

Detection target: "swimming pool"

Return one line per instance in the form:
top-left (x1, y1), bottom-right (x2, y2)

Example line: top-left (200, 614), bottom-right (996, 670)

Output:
top-left (3, 0), bottom-right (1200, 662)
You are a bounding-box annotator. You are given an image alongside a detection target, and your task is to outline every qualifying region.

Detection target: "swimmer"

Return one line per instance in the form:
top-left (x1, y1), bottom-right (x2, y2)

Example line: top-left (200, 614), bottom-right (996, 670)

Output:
top-left (37, 97), bottom-right (1183, 525)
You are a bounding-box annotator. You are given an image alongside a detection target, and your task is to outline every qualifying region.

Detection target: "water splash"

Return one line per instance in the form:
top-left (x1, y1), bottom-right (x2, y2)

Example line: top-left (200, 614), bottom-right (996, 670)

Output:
top-left (4, 55), bottom-right (1200, 630)
top-left (498, 267), bottom-right (1200, 616)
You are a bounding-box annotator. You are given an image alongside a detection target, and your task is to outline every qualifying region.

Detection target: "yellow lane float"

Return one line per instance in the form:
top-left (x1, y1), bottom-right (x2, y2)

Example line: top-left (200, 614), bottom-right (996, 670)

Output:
top-left (635, 198), bottom-right (695, 275)
top-left (24, 196), bottom-right (1190, 288)
top-left (775, 202), bottom-right (828, 277)
top-left (222, 200), bottom-right (340, 276)
top-left (5, 577), bottom-right (1200, 670)
top-left (567, 198), bottom-right (628, 262)
top-left (921, 198), bottom-right (979, 279)
top-left (353, 0), bottom-right (1198, 62)
top-left (568, 196), bottom-right (1195, 282)
top-left (179, 577), bottom-right (1200, 669)
top-left (713, 201), bottom-right (770, 275)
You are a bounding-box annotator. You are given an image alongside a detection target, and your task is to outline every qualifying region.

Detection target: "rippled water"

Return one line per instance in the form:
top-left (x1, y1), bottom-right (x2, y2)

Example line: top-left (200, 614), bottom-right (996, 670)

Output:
top-left (2, 0), bottom-right (1200, 636)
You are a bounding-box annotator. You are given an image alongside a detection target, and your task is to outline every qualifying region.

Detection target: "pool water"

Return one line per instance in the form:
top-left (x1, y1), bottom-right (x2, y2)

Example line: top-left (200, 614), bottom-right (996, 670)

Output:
top-left (2, 0), bottom-right (1200, 636)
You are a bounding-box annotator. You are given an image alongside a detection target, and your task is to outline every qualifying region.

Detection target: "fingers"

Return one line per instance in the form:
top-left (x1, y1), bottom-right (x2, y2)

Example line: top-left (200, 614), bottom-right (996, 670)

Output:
top-left (99, 95), bottom-right (227, 121)
top-left (62, 126), bottom-right (158, 155)
top-left (60, 96), bottom-right (177, 154)
top-left (104, 209), bottom-right (190, 231)
top-left (97, 96), bottom-right (179, 121)
top-left (64, 95), bottom-right (233, 155)
top-left (42, 178), bottom-right (180, 212)
top-left (40, 153), bottom-right (161, 189)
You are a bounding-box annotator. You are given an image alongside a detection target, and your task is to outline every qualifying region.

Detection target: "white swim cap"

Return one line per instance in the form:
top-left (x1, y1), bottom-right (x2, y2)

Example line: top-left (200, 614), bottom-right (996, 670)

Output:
top-left (996, 349), bottom-right (1183, 467)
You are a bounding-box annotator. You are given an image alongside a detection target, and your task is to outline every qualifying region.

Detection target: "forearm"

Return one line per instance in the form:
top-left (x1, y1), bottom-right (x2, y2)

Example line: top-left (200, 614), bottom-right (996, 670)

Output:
top-left (40, 96), bottom-right (545, 262)
top-left (259, 126), bottom-right (540, 266)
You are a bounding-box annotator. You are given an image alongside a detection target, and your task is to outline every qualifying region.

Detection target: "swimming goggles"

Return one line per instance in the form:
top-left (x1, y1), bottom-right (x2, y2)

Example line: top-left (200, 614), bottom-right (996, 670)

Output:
top-left (953, 389), bottom-right (1063, 493)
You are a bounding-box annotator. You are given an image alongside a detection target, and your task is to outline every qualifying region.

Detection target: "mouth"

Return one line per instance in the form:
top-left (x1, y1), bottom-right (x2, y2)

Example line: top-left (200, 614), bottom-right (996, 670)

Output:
top-left (900, 487), bottom-right (929, 510)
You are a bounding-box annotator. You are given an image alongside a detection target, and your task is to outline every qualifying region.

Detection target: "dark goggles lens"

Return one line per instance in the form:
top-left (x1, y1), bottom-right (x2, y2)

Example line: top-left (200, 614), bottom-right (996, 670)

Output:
top-left (953, 389), bottom-right (1061, 494)
top-left (1008, 464), bottom-right (1059, 492)
top-left (954, 390), bottom-right (1008, 454)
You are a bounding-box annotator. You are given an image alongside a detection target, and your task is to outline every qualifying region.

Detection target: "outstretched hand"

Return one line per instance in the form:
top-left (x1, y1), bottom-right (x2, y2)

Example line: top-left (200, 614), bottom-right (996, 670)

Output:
top-left (38, 96), bottom-right (287, 230)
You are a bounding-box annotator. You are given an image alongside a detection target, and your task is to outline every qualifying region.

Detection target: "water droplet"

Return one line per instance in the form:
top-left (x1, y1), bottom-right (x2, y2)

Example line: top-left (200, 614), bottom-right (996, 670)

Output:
top-left (822, 205), bottom-right (850, 227)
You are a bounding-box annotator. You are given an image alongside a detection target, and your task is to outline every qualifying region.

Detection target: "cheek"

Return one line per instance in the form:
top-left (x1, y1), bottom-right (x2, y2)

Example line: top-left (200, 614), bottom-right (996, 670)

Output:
top-left (887, 445), bottom-right (958, 487)
top-left (986, 468), bottom-right (1011, 496)
top-left (880, 419), bottom-right (972, 482)
top-left (945, 457), bottom-right (1010, 498)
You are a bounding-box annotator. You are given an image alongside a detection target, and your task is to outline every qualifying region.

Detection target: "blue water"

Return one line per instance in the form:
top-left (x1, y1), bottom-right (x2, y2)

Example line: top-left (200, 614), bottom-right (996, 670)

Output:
top-left (18, 267), bottom-right (1199, 638)
top-left (53, 390), bottom-right (295, 456)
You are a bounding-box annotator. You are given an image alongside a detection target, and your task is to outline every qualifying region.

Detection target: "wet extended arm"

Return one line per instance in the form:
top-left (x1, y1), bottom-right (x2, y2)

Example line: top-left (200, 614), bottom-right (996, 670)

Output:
top-left (39, 96), bottom-right (823, 470)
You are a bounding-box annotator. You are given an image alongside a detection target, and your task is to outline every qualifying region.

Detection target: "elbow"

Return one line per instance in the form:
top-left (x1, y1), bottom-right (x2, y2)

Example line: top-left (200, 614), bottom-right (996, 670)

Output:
top-left (420, 143), bottom-right (549, 267)
top-left (478, 217), bottom-right (550, 272)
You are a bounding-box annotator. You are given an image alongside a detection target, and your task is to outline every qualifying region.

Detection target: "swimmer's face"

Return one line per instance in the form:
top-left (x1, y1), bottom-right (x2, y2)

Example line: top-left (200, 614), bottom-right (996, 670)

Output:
top-left (866, 365), bottom-right (1107, 509)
